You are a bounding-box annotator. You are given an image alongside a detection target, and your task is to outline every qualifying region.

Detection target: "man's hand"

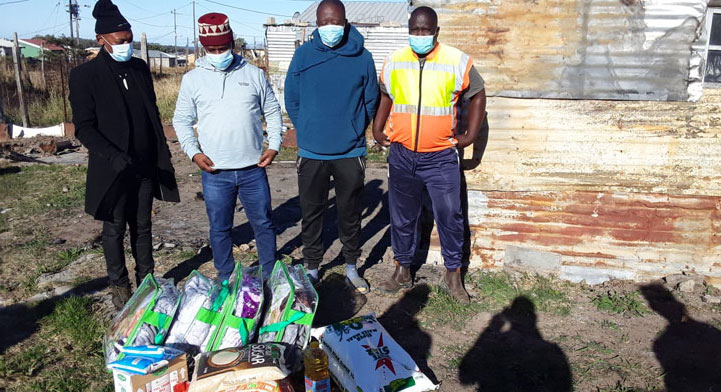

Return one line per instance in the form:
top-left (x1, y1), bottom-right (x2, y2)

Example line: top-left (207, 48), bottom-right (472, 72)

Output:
top-left (373, 129), bottom-right (391, 147)
top-left (372, 93), bottom-right (394, 148)
top-left (258, 149), bottom-right (278, 168)
top-left (192, 153), bottom-right (215, 172)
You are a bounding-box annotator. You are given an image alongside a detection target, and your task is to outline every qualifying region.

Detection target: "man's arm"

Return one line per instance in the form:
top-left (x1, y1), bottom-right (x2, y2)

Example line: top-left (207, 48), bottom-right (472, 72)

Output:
top-left (258, 73), bottom-right (282, 167)
top-left (69, 68), bottom-right (130, 172)
top-left (372, 92), bottom-right (393, 147)
top-left (283, 55), bottom-right (300, 128)
top-left (364, 54), bottom-right (380, 124)
top-left (455, 89), bottom-right (486, 149)
top-left (172, 75), bottom-right (214, 172)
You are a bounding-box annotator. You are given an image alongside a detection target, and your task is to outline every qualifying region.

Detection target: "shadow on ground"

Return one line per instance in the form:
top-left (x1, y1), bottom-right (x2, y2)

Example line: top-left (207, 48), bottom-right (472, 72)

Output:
top-left (458, 296), bottom-right (572, 392)
top-left (641, 283), bottom-right (721, 392)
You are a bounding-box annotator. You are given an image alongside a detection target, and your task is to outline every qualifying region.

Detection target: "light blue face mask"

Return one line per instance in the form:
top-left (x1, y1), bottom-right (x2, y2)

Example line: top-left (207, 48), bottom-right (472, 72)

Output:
top-left (102, 37), bottom-right (133, 62)
top-left (318, 24), bottom-right (345, 47)
top-left (206, 49), bottom-right (233, 70)
top-left (409, 35), bottom-right (435, 55)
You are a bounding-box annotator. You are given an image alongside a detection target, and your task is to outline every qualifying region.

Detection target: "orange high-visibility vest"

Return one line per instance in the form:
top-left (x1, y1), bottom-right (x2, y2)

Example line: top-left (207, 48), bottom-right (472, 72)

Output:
top-left (380, 43), bottom-right (473, 152)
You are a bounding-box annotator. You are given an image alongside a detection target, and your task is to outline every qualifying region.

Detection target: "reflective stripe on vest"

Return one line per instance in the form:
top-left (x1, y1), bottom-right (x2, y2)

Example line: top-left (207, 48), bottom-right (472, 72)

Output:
top-left (382, 44), bottom-right (472, 152)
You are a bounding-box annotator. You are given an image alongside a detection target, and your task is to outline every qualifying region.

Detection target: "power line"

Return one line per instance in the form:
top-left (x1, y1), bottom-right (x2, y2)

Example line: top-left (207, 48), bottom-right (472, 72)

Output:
top-left (0, 0), bottom-right (29, 5)
top-left (202, 0), bottom-right (292, 17)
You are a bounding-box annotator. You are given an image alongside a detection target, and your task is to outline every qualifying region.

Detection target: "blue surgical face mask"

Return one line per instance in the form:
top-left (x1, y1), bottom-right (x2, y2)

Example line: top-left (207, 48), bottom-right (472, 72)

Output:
top-left (206, 49), bottom-right (233, 70)
top-left (102, 37), bottom-right (133, 62)
top-left (318, 24), bottom-right (345, 47)
top-left (409, 35), bottom-right (435, 55)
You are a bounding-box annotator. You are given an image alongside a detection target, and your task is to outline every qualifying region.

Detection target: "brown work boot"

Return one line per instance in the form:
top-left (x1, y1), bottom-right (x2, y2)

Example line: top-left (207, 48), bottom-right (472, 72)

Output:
top-left (376, 262), bottom-right (412, 294)
top-left (110, 284), bottom-right (132, 311)
top-left (441, 269), bottom-right (471, 304)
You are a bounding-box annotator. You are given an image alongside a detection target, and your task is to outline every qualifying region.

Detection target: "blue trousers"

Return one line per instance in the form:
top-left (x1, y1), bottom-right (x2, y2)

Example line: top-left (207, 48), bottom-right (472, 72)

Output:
top-left (388, 143), bottom-right (463, 270)
top-left (201, 166), bottom-right (276, 280)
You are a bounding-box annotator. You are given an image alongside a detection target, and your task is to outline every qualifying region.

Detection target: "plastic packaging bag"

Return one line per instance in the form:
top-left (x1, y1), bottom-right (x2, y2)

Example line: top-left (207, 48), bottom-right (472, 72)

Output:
top-left (189, 343), bottom-right (296, 392)
top-left (212, 266), bottom-right (265, 351)
top-left (104, 275), bottom-right (181, 365)
top-left (107, 356), bottom-right (169, 375)
top-left (313, 314), bottom-right (438, 392)
top-left (258, 262), bottom-right (317, 352)
top-left (166, 270), bottom-right (231, 354)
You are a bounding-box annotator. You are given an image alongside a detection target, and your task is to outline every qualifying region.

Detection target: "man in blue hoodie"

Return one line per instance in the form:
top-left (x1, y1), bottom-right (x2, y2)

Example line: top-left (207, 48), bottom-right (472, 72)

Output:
top-left (285, 0), bottom-right (380, 292)
top-left (173, 13), bottom-right (282, 281)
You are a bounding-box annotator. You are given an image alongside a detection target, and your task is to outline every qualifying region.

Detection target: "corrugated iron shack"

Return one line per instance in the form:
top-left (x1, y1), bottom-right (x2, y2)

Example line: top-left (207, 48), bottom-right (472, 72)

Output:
top-left (414, 0), bottom-right (721, 285)
top-left (265, 1), bottom-right (409, 111)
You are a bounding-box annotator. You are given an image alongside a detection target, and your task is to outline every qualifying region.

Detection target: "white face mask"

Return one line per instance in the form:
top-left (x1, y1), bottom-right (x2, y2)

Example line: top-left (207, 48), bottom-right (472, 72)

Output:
top-left (102, 36), bottom-right (133, 62)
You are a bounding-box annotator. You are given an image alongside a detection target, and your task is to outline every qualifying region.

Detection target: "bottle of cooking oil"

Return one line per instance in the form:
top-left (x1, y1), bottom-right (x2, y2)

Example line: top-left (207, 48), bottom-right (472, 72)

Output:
top-left (304, 340), bottom-right (330, 392)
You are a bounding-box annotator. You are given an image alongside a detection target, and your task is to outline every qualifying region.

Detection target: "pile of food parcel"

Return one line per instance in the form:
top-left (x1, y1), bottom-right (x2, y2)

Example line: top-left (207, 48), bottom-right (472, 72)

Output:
top-left (103, 260), bottom-right (439, 392)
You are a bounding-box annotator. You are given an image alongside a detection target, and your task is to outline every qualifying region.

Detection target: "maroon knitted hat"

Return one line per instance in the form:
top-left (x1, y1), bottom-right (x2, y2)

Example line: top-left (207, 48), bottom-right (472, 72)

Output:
top-left (198, 13), bottom-right (233, 46)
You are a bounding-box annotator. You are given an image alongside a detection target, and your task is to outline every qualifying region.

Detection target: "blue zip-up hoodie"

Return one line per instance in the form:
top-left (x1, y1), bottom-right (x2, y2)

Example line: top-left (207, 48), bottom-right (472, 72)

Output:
top-left (284, 25), bottom-right (380, 159)
top-left (173, 54), bottom-right (282, 169)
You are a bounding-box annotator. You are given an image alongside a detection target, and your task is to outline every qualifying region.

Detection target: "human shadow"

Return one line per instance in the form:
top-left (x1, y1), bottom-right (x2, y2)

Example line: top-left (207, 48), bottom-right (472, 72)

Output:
top-left (640, 283), bottom-right (721, 392)
top-left (313, 272), bottom-right (368, 327)
top-left (377, 284), bottom-right (439, 384)
top-left (458, 296), bottom-right (572, 392)
top-left (0, 277), bottom-right (108, 354)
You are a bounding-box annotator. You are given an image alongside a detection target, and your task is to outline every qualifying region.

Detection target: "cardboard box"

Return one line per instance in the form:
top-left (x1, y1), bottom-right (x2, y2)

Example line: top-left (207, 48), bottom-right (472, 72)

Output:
top-left (112, 354), bottom-right (188, 392)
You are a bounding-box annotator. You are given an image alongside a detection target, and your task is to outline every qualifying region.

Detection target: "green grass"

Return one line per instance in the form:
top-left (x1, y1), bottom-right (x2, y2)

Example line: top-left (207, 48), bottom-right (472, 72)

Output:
top-left (472, 272), bottom-right (573, 316)
top-left (423, 285), bottom-right (488, 327)
top-left (0, 165), bottom-right (86, 232)
top-left (48, 296), bottom-right (103, 351)
top-left (576, 340), bottom-right (614, 355)
top-left (0, 296), bottom-right (111, 391)
top-left (599, 319), bottom-right (621, 331)
top-left (592, 291), bottom-right (650, 317)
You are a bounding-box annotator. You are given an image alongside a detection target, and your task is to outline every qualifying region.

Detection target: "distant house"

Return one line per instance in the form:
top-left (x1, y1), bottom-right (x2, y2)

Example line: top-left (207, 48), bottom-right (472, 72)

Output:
top-left (139, 50), bottom-right (177, 68)
top-left (17, 38), bottom-right (64, 59)
top-left (0, 38), bottom-right (13, 57)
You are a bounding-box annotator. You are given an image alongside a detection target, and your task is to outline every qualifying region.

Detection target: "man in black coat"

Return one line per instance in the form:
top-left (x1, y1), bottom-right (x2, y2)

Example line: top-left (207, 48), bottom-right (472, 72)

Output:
top-left (69, 0), bottom-right (179, 310)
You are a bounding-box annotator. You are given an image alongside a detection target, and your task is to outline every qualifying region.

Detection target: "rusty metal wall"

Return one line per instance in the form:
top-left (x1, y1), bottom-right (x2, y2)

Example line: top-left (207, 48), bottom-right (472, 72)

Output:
top-left (422, 89), bottom-right (721, 283)
top-left (416, 0), bottom-right (709, 101)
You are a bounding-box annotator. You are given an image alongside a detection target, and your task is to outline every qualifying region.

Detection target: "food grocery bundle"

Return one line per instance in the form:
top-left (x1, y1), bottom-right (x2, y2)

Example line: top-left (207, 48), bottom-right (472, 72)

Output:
top-left (103, 261), bottom-right (438, 392)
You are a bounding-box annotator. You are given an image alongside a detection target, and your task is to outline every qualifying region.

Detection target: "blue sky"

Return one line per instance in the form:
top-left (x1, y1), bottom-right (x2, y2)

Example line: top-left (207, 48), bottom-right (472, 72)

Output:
top-left (0, 0), bottom-right (405, 47)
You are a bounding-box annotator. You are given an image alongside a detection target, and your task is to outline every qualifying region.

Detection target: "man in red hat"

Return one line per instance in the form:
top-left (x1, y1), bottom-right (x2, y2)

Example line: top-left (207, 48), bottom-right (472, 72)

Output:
top-left (174, 13), bottom-right (283, 281)
top-left (69, 0), bottom-right (179, 309)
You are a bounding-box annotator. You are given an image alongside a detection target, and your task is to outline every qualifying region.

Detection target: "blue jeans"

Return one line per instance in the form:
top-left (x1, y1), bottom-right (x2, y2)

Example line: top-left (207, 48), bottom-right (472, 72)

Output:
top-left (201, 166), bottom-right (276, 280)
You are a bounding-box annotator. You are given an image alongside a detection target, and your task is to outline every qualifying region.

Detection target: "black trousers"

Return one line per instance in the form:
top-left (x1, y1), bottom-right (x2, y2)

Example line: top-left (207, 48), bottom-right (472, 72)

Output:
top-left (102, 171), bottom-right (155, 287)
top-left (297, 156), bottom-right (365, 270)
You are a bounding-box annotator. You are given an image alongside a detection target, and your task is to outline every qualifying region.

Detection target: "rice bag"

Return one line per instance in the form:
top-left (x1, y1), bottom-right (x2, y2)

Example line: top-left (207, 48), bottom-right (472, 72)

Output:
top-left (104, 275), bottom-right (181, 365)
top-left (210, 265), bottom-right (265, 351)
top-left (258, 262), bottom-right (318, 352)
top-left (314, 314), bottom-right (438, 392)
top-left (166, 270), bottom-right (232, 355)
top-left (189, 343), bottom-right (296, 392)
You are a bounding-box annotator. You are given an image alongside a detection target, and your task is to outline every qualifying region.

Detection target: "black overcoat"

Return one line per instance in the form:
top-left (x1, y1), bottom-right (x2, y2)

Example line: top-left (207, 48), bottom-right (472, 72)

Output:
top-left (69, 50), bottom-right (180, 221)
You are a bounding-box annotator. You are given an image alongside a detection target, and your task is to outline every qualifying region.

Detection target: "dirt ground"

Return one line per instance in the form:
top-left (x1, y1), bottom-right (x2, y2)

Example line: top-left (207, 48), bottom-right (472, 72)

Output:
top-left (2, 139), bottom-right (721, 392)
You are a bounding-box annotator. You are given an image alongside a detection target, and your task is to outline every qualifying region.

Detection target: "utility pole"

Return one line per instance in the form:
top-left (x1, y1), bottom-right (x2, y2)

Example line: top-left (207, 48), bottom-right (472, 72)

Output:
top-left (172, 9), bottom-right (178, 67)
top-left (185, 38), bottom-right (189, 71)
top-left (140, 32), bottom-right (149, 65)
top-left (193, 1), bottom-right (198, 59)
top-left (12, 33), bottom-right (29, 127)
top-left (74, 0), bottom-right (80, 46)
top-left (68, 0), bottom-right (74, 43)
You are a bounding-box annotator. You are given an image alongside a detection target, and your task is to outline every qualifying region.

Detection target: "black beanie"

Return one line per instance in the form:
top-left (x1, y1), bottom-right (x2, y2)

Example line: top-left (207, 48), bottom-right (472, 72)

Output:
top-left (93, 0), bottom-right (131, 34)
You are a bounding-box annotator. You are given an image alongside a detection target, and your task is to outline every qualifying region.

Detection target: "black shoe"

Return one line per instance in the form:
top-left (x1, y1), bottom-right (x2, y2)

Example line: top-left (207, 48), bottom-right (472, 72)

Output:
top-left (111, 284), bottom-right (132, 310)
